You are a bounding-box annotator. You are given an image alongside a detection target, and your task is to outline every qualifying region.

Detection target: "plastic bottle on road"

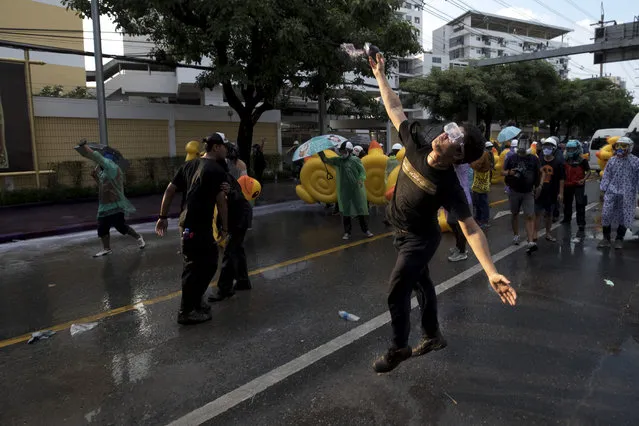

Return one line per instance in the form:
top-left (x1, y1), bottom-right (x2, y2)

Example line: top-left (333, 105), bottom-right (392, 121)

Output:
top-left (338, 311), bottom-right (360, 321)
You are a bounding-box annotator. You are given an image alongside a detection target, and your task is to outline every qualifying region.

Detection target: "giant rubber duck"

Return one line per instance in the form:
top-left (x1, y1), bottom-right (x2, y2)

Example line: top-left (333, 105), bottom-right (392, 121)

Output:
top-left (596, 135), bottom-right (619, 171)
top-left (383, 146), bottom-right (450, 232)
top-left (361, 141), bottom-right (388, 205)
top-left (295, 150), bottom-right (338, 204)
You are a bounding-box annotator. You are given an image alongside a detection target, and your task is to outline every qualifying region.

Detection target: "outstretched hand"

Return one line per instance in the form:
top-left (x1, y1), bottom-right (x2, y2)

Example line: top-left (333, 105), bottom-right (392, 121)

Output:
top-left (488, 274), bottom-right (517, 306)
top-left (368, 53), bottom-right (385, 79)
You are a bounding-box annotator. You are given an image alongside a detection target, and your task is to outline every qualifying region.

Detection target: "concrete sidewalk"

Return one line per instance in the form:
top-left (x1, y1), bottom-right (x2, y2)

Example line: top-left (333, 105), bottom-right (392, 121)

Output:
top-left (0, 180), bottom-right (298, 243)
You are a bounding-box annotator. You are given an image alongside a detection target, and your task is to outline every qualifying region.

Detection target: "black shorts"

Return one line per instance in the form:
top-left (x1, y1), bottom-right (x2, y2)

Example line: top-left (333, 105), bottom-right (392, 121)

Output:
top-left (535, 197), bottom-right (556, 215)
top-left (97, 212), bottom-right (130, 237)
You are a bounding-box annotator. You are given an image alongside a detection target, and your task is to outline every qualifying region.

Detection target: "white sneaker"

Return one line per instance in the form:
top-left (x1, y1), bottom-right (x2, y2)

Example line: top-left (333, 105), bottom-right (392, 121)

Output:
top-left (138, 237), bottom-right (146, 249)
top-left (342, 233), bottom-right (351, 240)
top-left (447, 248), bottom-right (468, 262)
top-left (365, 231), bottom-right (374, 238)
top-left (512, 235), bottom-right (521, 245)
top-left (93, 249), bottom-right (112, 258)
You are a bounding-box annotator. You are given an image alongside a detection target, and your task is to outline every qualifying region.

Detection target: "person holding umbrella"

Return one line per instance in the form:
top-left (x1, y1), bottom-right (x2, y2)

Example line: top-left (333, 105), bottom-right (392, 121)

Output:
top-left (75, 141), bottom-right (145, 257)
top-left (318, 142), bottom-right (373, 240)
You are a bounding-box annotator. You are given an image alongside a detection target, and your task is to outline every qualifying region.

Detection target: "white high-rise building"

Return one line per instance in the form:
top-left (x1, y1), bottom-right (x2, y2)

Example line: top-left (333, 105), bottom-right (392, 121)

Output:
top-left (432, 11), bottom-right (572, 78)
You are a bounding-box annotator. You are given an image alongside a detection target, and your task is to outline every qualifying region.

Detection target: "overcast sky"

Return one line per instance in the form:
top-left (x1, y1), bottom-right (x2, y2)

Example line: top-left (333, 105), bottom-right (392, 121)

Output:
top-left (83, 0), bottom-right (637, 103)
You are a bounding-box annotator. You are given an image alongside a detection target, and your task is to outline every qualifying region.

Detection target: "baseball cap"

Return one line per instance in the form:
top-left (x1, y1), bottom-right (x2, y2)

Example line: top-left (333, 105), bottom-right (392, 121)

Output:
top-left (202, 133), bottom-right (226, 147)
top-left (510, 139), bottom-right (518, 148)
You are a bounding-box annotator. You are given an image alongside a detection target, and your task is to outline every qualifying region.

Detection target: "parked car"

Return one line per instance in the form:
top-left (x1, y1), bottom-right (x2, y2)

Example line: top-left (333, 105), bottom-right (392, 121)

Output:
top-left (588, 128), bottom-right (628, 171)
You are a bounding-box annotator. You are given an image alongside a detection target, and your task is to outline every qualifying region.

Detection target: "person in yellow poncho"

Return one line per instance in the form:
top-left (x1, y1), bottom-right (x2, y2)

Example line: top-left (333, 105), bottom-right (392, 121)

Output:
top-left (319, 141), bottom-right (373, 240)
top-left (470, 141), bottom-right (494, 228)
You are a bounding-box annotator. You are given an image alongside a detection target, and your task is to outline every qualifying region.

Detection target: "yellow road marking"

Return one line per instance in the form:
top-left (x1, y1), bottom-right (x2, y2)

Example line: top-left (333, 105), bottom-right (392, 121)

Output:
top-left (0, 198), bottom-right (507, 350)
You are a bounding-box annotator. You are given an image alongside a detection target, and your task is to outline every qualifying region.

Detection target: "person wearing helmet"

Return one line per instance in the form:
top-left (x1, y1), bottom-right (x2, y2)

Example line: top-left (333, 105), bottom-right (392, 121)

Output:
top-left (385, 143), bottom-right (403, 181)
top-left (532, 137), bottom-right (565, 249)
top-left (319, 141), bottom-right (373, 239)
top-left (352, 145), bottom-right (364, 158)
top-left (598, 136), bottom-right (639, 249)
top-left (562, 140), bottom-right (591, 235)
top-left (503, 139), bottom-right (541, 248)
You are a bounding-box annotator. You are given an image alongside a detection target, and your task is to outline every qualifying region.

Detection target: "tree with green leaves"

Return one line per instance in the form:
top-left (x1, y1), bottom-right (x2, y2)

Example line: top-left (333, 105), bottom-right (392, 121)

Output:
top-left (62, 0), bottom-right (420, 164)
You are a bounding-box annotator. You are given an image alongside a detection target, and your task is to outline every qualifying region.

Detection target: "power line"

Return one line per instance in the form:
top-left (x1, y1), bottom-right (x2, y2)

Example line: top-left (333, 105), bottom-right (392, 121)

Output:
top-left (560, 0), bottom-right (598, 21)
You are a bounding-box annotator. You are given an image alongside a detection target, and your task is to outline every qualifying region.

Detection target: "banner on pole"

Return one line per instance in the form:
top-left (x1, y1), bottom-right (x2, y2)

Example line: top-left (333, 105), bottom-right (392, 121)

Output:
top-left (0, 60), bottom-right (34, 171)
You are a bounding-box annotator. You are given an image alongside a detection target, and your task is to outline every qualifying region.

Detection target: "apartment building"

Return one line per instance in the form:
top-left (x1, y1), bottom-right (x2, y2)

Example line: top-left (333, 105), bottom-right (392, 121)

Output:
top-left (432, 11), bottom-right (572, 78)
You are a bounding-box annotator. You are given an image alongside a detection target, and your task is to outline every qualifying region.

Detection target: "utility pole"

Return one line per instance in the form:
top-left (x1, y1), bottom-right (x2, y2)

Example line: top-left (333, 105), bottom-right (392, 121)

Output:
top-left (91, 0), bottom-right (108, 146)
top-left (598, 2), bottom-right (604, 77)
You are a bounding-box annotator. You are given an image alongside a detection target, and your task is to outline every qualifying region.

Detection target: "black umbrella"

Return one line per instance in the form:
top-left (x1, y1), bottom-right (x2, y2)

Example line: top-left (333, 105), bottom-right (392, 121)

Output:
top-left (74, 140), bottom-right (130, 170)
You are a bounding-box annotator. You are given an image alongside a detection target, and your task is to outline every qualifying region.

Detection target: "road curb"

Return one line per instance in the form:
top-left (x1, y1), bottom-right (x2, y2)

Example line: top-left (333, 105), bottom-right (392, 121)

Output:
top-left (0, 200), bottom-right (303, 244)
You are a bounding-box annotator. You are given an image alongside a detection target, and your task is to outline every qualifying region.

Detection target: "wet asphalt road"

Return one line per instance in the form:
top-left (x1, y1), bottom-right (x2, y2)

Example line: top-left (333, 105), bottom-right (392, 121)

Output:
top-left (1, 182), bottom-right (639, 425)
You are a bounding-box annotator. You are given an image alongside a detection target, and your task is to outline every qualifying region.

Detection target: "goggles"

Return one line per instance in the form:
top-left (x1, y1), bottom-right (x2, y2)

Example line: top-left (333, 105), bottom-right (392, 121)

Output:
top-left (444, 122), bottom-right (465, 156)
top-left (613, 143), bottom-right (630, 150)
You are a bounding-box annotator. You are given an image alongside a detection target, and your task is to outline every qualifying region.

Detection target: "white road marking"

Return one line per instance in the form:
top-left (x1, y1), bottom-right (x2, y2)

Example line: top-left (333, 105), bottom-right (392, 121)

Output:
top-left (493, 210), bottom-right (513, 220)
top-left (167, 204), bottom-right (597, 426)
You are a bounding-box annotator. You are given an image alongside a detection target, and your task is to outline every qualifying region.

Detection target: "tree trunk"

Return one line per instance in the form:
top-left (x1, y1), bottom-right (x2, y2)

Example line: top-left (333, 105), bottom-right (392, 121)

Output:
top-left (318, 92), bottom-right (328, 135)
top-left (236, 115), bottom-right (254, 167)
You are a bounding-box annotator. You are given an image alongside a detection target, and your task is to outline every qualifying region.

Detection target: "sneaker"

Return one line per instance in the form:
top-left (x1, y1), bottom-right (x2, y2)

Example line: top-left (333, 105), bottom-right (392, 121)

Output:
top-left (373, 346), bottom-right (412, 373)
top-left (525, 242), bottom-right (538, 254)
top-left (545, 234), bottom-right (557, 243)
top-left (614, 239), bottom-right (624, 250)
top-left (597, 239), bottom-right (611, 249)
top-left (93, 249), bottom-right (112, 258)
top-left (200, 303), bottom-right (212, 314)
top-left (208, 292), bottom-right (235, 302)
top-left (412, 332), bottom-right (448, 357)
top-left (234, 281), bottom-right (252, 291)
top-left (137, 236), bottom-right (146, 249)
top-left (365, 231), bottom-right (374, 238)
top-left (447, 248), bottom-right (468, 262)
top-left (177, 309), bottom-right (212, 325)
top-left (342, 233), bottom-right (351, 240)
top-left (512, 235), bottom-right (521, 245)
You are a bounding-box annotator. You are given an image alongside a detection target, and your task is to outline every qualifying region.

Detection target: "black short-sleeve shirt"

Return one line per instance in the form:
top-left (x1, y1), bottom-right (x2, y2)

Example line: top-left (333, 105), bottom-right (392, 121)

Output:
top-left (387, 120), bottom-right (472, 235)
top-left (172, 159), bottom-right (200, 212)
top-left (179, 158), bottom-right (226, 232)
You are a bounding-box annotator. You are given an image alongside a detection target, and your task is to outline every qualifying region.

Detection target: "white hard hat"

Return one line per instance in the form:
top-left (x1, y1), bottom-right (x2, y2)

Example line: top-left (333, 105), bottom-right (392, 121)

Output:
top-left (485, 141), bottom-right (494, 148)
top-left (543, 137), bottom-right (557, 147)
top-left (510, 139), bottom-right (518, 147)
top-left (293, 140), bottom-right (299, 145)
top-left (391, 143), bottom-right (403, 150)
top-left (353, 145), bottom-right (363, 154)
top-left (616, 136), bottom-right (633, 145)
top-left (340, 141), bottom-right (354, 151)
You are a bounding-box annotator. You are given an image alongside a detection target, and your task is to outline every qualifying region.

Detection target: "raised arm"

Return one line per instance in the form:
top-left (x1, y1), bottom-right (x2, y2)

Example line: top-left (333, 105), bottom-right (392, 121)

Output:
top-left (369, 54), bottom-right (407, 131)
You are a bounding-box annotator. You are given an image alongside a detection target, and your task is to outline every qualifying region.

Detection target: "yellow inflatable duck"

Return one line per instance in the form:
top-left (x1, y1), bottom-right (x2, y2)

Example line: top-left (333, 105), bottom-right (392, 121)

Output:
top-left (295, 150), bottom-right (338, 204)
top-left (361, 141), bottom-right (388, 205)
top-left (383, 147), bottom-right (450, 232)
top-left (596, 135), bottom-right (619, 171)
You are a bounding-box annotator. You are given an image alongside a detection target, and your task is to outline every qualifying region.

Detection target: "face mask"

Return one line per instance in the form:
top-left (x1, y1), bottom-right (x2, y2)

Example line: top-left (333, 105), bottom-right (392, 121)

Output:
top-left (542, 148), bottom-right (553, 156)
top-left (616, 148), bottom-right (628, 157)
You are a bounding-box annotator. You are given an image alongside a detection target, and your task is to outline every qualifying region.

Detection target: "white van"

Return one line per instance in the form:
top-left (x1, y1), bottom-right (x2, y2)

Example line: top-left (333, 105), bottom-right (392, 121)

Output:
top-left (588, 128), bottom-right (628, 171)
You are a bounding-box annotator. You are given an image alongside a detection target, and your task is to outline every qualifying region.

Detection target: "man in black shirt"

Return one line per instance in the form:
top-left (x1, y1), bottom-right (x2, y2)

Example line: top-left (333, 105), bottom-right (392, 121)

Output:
top-left (370, 52), bottom-right (517, 373)
top-left (209, 164), bottom-right (253, 302)
top-left (156, 133), bottom-right (229, 325)
top-left (534, 138), bottom-right (565, 245)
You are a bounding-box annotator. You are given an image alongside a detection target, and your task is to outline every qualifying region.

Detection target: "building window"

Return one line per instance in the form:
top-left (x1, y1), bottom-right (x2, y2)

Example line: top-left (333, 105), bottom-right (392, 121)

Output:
top-left (432, 65), bottom-right (441, 70)
top-left (405, 15), bottom-right (411, 22)
top-left (477, 49), bottom-right (482, 53)
top-left (414, 17), bottom-right (420, 24)
top-left (404, 2), bottom-right (411, 9)
top-left (432, 56), bottom-right (442, 63)
top-left (477, 36), bottom-right (481, 41)
top-left (416, 29), bottom-right (421, 36)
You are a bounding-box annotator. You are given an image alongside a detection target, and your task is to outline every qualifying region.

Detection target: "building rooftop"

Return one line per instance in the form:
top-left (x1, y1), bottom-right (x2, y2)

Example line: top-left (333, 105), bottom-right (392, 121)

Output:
top-left (445, 11), bottom-right (572, 40)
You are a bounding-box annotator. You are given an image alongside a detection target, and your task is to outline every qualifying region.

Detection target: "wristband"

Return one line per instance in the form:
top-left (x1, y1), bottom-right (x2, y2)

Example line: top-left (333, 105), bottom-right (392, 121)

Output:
top-left (159, 215), bottom-right (168, 220)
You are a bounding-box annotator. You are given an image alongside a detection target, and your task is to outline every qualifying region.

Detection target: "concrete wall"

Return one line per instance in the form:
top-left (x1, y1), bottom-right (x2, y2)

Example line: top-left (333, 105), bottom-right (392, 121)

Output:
top-left (0, 0), bottom-right (86, 92)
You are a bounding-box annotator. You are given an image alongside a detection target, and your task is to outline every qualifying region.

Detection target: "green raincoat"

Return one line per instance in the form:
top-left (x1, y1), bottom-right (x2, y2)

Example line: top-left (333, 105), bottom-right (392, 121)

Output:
top-left (90, 151), bottom-right (136, 218)
top-left (325, 155), bottom-right (369, 217)
top-left (385, 155), bottom-right (400, 184)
